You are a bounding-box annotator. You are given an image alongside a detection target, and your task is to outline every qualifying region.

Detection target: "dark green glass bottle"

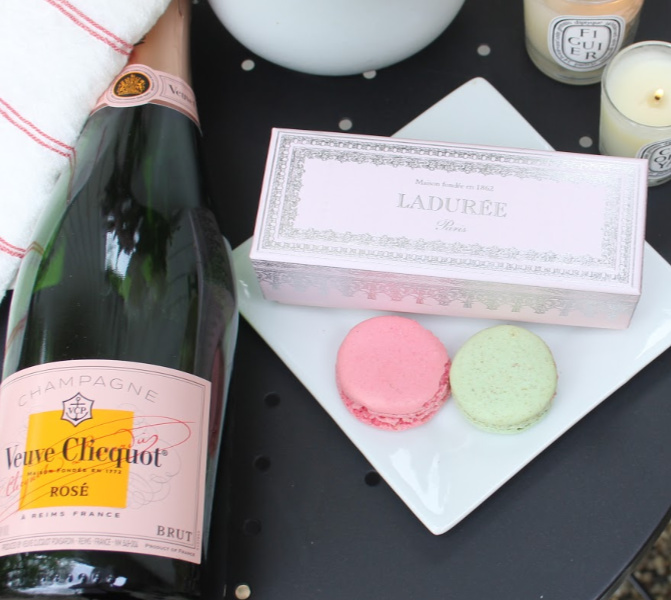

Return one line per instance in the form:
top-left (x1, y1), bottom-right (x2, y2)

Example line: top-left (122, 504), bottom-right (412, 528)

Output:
top-left (0, 1), bottom-right (237, 597)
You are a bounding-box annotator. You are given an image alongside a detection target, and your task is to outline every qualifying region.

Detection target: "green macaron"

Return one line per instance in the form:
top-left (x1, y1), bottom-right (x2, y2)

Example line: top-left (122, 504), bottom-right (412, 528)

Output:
top-left (450, 325), bottom-right (557, 434)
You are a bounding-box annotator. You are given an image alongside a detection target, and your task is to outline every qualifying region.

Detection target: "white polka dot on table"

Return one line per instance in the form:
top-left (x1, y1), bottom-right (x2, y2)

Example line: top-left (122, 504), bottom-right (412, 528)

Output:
top-left (579, 136), bottom-right (593, 148)
top-left (477, 44), bottom-right (491, 57)
top-left (339, 118), bottom-right (354, 131)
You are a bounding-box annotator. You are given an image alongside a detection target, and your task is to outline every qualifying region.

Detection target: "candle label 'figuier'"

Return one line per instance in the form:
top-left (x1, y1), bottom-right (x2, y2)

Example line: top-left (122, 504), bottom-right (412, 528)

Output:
top-left (639, 139), bottom-right (671, 184)
top-left (549, 16), bottom-right (624, 71)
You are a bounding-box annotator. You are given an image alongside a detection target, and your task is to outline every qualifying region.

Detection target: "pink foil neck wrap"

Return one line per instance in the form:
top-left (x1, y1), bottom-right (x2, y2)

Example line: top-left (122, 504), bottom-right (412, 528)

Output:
top-left (91, 0), bottom-right (199, 125)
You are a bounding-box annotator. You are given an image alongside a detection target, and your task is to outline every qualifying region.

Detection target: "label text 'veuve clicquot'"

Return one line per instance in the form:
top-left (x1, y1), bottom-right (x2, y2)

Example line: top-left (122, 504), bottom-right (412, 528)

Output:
top-left (6, 437), bottom-right (164, 470)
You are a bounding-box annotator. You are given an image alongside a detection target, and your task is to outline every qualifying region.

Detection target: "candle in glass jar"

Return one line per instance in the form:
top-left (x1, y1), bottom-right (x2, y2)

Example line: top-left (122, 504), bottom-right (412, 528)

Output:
top-left (523, 0), bottom-right (644, 85)
top-left (600, 41), bottom-right (671, 186)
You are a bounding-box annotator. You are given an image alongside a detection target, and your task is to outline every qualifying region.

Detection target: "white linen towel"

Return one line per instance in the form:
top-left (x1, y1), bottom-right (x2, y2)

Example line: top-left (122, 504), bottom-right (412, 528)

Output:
top-left (0, 0), bottom-right (171, 303)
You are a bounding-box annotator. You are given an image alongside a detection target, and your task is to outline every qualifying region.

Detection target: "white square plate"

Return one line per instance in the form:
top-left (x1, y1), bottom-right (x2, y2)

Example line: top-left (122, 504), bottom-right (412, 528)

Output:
top-left (231, 78), bottom-right (671, 535)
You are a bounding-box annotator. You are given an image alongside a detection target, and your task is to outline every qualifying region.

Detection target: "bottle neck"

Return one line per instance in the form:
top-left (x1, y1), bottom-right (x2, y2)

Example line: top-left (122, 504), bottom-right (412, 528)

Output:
top-left (92, 0), bottom-right (199, 124)
top-left (129, 0), bottom-right (191, 85)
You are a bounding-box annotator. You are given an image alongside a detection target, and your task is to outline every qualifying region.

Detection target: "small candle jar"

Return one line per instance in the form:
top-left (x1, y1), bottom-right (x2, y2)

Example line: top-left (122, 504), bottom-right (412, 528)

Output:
top-left (599, 41), bottom-right (671, 186)
top-left (523, 0), bottom-right (644, 85)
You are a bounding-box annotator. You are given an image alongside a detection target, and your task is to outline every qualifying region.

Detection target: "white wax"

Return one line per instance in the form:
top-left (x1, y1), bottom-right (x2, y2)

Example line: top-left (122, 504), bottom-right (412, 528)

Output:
top-left (600, 42), bottom-right (671, 185)
top-left (604, 56), bottom-right (671, 127)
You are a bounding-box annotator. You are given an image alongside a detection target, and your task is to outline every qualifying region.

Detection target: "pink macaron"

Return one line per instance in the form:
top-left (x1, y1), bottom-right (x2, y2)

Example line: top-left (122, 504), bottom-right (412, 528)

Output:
top-left (335, 315), bottom-right (451, 431)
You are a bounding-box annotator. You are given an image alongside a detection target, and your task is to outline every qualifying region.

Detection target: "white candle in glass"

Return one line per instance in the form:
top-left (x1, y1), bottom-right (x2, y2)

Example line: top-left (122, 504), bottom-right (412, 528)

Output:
top-left (523, 0), bottom-right (644, 85)
top-left (600, 41), bottom-right (671, 186)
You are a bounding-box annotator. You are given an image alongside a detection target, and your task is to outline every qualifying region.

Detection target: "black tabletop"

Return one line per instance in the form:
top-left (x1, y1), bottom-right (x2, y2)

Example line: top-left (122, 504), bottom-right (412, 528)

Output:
top-left (191, 1), bottom-right (671, 599)
top-left (2, 1), bottom-right (670, 599)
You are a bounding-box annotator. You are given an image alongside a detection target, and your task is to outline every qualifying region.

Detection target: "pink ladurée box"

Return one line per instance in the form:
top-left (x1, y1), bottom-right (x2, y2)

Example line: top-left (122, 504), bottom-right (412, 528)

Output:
top-left (250, 128), bottom-right (648, 329)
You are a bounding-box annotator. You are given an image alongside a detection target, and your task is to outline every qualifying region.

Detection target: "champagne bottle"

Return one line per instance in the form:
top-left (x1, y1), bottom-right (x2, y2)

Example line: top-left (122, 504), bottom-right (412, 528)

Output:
top-left (0, 0), bottom-right (238, 597)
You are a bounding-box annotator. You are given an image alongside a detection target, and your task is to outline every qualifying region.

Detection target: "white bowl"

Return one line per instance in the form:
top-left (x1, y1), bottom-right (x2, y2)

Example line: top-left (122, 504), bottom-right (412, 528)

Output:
top-left (208, 0), bottom-right (467, 76)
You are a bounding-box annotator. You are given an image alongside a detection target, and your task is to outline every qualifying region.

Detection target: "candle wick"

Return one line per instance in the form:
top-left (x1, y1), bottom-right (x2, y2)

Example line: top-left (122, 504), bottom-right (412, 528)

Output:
top-left (654, 88), bottom-right (664, 102)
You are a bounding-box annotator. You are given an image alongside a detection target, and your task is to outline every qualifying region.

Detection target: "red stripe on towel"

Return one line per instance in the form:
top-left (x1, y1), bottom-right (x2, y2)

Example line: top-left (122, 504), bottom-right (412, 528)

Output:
top-left (42, 0), bottom-right (134, 56)
top-left (0, 237), bottom-right (26, 259)
top-left (0, 97), bottom-right (74, 159)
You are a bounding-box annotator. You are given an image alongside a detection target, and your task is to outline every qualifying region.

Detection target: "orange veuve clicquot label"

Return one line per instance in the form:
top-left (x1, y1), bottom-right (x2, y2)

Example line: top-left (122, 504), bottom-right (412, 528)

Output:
top-left (0, 359), bottom-right (210, 564)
